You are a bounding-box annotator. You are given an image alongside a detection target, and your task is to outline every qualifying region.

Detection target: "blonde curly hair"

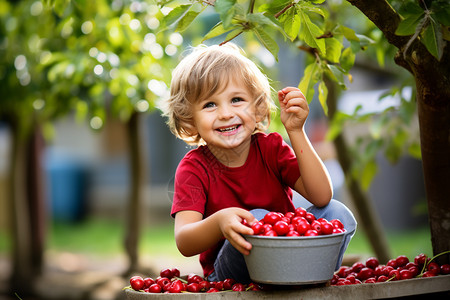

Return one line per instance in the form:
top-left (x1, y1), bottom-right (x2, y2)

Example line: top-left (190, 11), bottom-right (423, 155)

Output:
top-left (160, 43), bottom-right (275, 146)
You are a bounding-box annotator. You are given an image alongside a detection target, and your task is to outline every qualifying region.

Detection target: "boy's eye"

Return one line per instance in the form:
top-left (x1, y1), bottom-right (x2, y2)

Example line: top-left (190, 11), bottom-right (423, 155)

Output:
top-left (203, 102), bottom-right (216, 109)
top-left (231, 97), bottom-right (244, 103)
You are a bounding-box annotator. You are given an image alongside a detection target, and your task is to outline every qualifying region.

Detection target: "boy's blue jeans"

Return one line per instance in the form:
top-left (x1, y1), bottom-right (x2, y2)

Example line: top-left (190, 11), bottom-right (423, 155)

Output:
top-left (207, 199), bottom-right (357, 284)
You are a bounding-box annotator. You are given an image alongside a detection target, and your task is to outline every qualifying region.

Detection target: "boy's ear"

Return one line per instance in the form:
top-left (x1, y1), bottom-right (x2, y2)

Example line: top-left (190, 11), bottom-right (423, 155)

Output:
top-left (255, 103), bottom-right (267, 123)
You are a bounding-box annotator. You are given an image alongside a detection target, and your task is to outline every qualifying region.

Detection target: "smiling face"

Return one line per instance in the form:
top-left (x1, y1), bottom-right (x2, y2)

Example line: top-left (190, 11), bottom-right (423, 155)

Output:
top-left (192, 76), bottom-right (261, 155)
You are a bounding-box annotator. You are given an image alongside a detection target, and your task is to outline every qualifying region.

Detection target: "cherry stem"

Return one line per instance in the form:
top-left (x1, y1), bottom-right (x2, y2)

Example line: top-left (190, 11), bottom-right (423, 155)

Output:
top-left (418, 250), bottom-right (450, 277)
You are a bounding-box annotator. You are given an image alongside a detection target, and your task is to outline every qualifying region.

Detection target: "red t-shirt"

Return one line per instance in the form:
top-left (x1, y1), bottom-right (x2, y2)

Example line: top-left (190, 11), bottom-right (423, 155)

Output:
top-left (171, 132), bottom-right (301, 277)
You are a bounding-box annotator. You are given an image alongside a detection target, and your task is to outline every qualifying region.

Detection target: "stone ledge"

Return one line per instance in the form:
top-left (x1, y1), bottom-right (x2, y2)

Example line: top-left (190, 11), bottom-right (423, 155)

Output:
top-left (125, 274), bottom-right (450, 299)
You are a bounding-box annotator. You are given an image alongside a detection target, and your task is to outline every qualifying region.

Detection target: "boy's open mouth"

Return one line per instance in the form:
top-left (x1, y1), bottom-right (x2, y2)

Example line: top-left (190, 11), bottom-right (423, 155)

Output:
top-left (217, 125), bottom-right (240, 133)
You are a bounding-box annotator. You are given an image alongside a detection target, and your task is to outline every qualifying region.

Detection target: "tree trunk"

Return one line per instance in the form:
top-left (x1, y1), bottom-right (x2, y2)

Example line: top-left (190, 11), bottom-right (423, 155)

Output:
top-left (412, 50), bottom-right (450, 264)
top-left (124, 112), bottom-right (147, 274)
top-left (26, 124), bottom-right (46, 277)
top-left (9, 122), bottom-right (33, 295)
top-left (348, 0), bottom-right (450, 265)
top-left (326, 78), bottom-right (392, 264)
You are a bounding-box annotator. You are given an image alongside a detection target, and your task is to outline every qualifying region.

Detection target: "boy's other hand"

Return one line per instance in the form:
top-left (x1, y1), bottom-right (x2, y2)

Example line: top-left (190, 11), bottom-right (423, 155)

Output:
top-left (278, 87), bottom-right (309, 132)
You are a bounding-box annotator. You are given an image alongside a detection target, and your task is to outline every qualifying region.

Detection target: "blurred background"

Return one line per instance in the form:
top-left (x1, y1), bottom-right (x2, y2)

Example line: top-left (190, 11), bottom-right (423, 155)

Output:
top-left (0, 1), bottom-right (431, 299)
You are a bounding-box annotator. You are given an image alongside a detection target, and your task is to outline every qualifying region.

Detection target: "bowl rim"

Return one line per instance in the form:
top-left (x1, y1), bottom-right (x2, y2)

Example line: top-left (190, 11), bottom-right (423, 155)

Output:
top-left (243, 231), bottom-right (345, 240)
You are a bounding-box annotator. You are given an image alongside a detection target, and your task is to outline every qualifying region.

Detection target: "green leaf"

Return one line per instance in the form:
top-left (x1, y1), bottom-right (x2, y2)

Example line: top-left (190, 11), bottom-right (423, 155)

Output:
top-left (361, 160), bottom-right (377, 190)
top-left (299, 62), bottom-right (320, 102)
top-left (337, 25), bottom-right (359, 42)
top-left (396, 13), bottom-right (425, 36)
top-left (203, 22), bottom-right (236, 41)
top-left (224, 29), bottom-right (244, 42)
top-left (252, 27), bottom-right (279, 61)
top-left (408, 142), bottom-right (422, 159)
top-left (324, 64), bottom-right (345, 88)
top-left (176, 10), bottom-right (200, 32)
top-left (318, 80), bottom-right (328, 116)
top-left (421, 16), bottom-right (444, 60)
top-left (53, 0), bottom-right (69, 17)
top-left (279, 6), bottom-right (300, 41)
top-left (215, 0), bottom-right (236, 29)
top-left (324, 37), bottom-right (342, 63)
top-left (159, 5), bottom-right (191, 32)
top-left (297, 12), bottom-right (326, 53)
top-left (340, 47), bottom-right (355, 72)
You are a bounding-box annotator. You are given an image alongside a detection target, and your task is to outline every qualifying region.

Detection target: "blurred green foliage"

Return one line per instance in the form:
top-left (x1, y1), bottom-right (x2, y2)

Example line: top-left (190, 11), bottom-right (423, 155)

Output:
top-left (0, 0), bottom-right (182, 138)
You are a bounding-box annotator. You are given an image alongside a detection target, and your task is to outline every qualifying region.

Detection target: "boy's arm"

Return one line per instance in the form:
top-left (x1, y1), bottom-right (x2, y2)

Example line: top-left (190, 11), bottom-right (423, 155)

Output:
top-left (278, 87), bottom-right (333, 207)
top-left (174, 208), bottom-right (256, 257)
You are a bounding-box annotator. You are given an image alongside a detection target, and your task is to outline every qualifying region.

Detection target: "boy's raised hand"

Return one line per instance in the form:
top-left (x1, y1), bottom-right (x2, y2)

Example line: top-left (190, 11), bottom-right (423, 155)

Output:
top-left (216, 207), bottom-right (256, 255)
top-left (278, 87), bottom-right (309, 133)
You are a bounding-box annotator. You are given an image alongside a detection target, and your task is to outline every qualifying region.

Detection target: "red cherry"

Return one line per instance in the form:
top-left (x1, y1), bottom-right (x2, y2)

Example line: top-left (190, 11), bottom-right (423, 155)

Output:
top-left (285, 212), bottom-right (295, 220)
top-left (336, 266), bottom-right (351, 278)
top-left (160, 268), bottom-right (173, 279)
top-left (386, 259), bottom-right (398, 269)
top-left (321, 222), bottom-right (334, 235)
top-left (388, 269), bottom-right (400, 281)
top-left (427, 262), bottom-right (440, 275)
top-left (296, 222), bottom-right (310, 235)
top-left (215, 281), bottom-right (224, 291)
top-left (143, 277), bottom-right (155, 289)
top-left (264, 230), bottom-right (278, 236)
top-left (365, 257), bottom-right (379, 269)
top-left (187, 283), bottom-right (200, 293)
top-left (440, 264), bottom-right (450, 275)
top-left (305, 212), bottom-right (316, 223)
top-left (333, 228), bottom-right (345, 234)
top-left (364, 277), bottom-right (376, 283)
top-left (331, 219), bottom-right (344, 230)
top-left (414, 253), bottom-right (427, 266)
top-left (169, 280), bottom-right (184, 293)
top-left (294, 207), bottom-right (307, 218)
top-left (198, 280), bottom-right (210, 292)
top-left (262, 224), bottom-right (273, 234)
top-left (156, 277), bottom-right (170, 288)
top-left (291, 216), bottom-right (308, 226)
top-left (357, 267), bottom-right (374, 281)
top-left (251, 221), bottom-right (264, 235)
top-left (377, 275), bottom-right (389, 282)
top-left (171, 268), bottom-right (180, 278)
top-left (374, 265), bottom-right (387, 277)
top-left (396, 255), bottom-right (409, 268)
top-left (304, 229), bottom-right (319, 236)
top-left (263, 212), bottom-right (282, 225)
top-left (351, 262), bottom-right (365, 273)
top-left (148, 283), bottom-right (162, 293)
top-left (409, 265), bottom-right (420, 277)
top-left (310, 220), bottom-right (322, 234)
top-left (422, 271), bottom-right (436, 277)
top-left (207, 288), bottom-right (220, 293)
top-left (273, 220), bottom-right (290, 236)
top-left (232, 283), bottom-right (246, 291)
top-left (223, 278), bottom-right (235, 290)
top-left (286, 230), bottom-right (300, 236)
top-left (330, 274), bottom-right (339, 285)
top-left (346, 274), bottom-right (356, 283)
top-left (187, 273), bottom-right (203, 284)
top-left (399, 269), bottom-right (414, 280)
top-left (130, 276), bottom-right (145, 291)
top-left (247, 282), bottom-right (262, 291)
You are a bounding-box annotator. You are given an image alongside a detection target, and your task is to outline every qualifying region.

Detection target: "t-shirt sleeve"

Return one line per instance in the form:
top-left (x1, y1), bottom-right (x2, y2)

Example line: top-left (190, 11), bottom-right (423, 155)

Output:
top-left (170, 157), bottom-right (208, 218)
top-left (264, 132), bottom-right (301, 188)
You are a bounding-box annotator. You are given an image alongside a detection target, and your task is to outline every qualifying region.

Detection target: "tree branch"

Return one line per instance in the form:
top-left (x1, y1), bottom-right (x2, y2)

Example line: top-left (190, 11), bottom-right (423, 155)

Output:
top-left (346, 0), bottom-right (410, 49)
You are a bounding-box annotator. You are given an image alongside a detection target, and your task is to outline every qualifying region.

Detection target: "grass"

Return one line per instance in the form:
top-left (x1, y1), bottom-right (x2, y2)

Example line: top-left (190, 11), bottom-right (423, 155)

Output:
top-left (0, 217), bottom-right (433, 263)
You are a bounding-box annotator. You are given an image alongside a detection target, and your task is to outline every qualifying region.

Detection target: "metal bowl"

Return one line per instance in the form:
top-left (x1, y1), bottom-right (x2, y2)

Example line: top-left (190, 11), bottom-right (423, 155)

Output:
top-left (243, 233), bottom-right (345, 285)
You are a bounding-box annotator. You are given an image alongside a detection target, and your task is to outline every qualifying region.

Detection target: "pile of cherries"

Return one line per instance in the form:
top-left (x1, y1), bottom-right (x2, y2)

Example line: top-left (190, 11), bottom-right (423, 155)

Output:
top-left (331, 252), bottom-right (450, 285)
top-left (243, 207), bottom-right (345, 237)
top-left (127, 267), bottom-right (263, 293)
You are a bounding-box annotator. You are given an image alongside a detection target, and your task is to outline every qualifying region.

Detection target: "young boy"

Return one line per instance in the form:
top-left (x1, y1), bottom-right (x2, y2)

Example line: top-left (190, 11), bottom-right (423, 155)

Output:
top-left (160, 43), bottom-right (356, 283)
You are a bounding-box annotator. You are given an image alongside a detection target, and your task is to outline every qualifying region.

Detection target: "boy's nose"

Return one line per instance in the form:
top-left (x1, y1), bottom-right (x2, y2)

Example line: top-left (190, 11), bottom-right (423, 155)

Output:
top-left (218, 105), bottom-right (234, 119)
